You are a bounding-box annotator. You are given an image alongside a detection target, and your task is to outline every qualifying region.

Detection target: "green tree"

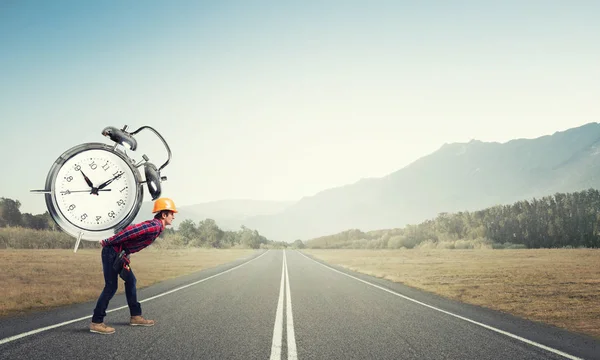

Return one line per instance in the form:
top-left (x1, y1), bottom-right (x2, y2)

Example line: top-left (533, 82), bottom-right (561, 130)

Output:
top-left (21, 213), bottom-right (49, 230)
top-left (178, 219), bottom-right (198, 245)
top-left (0, 198), bottom-right (22, 227)
top-left (292, 239), bottom-right (305, 249)
top-left (198, 219), bottom-right (224, 248)
top-left (239, 225), bottom-right (261, 249)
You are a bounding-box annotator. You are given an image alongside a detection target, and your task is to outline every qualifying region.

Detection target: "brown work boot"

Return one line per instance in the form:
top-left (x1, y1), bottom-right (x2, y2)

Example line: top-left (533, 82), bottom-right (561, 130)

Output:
top-left (89, 322), bottom-right (115, 334)
top-left (130, 315), bottom-right (155, 326)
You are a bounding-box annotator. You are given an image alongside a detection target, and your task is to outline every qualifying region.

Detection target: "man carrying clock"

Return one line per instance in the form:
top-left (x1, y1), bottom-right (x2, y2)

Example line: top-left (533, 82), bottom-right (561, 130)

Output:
top-left (89, 197), bottom-right (177, 335)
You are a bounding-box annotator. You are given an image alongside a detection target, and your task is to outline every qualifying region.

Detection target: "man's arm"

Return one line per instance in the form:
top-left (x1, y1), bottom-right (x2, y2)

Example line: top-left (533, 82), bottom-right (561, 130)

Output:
top-left (101, 220), bottom-right (163, 248)
top-left (101, 222), bottom-right (148, 247)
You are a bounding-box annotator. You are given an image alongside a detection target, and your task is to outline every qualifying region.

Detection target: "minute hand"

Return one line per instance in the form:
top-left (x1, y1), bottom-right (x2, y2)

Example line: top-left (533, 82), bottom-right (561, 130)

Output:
top-left (97, 172), bottom-right (124, 190)
top-left (62, 189), bottom-right (112, 195)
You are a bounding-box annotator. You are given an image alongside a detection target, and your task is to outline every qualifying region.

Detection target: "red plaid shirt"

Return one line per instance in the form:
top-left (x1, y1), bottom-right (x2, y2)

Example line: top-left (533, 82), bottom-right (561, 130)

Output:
top-left (101, 218), bottom-right (164, 255)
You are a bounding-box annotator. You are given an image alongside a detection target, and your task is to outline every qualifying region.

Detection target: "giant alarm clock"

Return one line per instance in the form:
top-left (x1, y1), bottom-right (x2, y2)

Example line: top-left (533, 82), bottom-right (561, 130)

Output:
top-left (32, 125), bottom-right (172, 252)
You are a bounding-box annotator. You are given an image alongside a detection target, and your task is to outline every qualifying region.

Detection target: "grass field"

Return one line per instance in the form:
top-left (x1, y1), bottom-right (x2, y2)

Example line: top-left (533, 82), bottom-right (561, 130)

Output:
top-left (302, 248), bottom-right (600, 340)
top-left (0, 248), bottom-right (256, 318)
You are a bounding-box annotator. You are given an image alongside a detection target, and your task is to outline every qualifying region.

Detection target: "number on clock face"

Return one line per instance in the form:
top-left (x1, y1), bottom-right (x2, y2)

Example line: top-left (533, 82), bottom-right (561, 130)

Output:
top-left (54, 149), bottom-right (137, 231)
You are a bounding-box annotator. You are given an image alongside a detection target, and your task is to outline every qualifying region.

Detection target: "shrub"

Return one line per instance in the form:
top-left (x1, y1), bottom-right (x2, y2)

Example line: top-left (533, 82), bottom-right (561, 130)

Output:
top-left (0, 227), bottom-right (100, 249)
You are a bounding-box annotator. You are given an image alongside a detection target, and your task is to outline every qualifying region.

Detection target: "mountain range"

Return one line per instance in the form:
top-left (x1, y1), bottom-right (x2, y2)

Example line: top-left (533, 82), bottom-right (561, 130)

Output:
top-left (137, 122), bottom-right (600, 242)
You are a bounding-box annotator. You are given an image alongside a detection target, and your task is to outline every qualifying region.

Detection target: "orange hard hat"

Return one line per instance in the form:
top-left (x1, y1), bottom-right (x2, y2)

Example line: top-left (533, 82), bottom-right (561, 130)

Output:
top-left (152, 197), bottom-right (178, 213)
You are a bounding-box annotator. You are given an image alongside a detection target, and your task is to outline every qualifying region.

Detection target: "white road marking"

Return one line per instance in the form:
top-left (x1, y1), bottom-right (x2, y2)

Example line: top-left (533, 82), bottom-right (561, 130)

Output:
top-left (269, 252), bottom-right (286, 360)
top-left (0, 250), bottom-right (270, 346)
top-left (284, 251), bottom-right (298, 360)
top-left (270, 250), bottom-right (298, 360)
top-left (297, 251), bottom-right (583, 360)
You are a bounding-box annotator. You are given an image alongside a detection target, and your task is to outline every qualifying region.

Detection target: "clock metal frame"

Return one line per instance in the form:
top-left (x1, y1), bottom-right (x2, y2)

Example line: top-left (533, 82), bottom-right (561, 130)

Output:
top-left (44, 142), bottom-right (144, 243)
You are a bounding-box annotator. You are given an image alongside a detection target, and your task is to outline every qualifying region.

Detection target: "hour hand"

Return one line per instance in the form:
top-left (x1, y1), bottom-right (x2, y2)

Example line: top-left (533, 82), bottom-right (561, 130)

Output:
top-left (80, 170), bottom-right (94, 188)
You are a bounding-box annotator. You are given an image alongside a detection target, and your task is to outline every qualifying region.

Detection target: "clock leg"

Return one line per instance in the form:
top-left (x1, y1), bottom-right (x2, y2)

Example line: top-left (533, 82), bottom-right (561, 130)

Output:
top-left (74, 232), bottom-right (83, 253)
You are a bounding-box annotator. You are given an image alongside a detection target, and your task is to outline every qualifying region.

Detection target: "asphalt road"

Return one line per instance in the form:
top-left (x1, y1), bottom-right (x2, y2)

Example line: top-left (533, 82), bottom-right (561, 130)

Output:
top-left (0, 250), bottom-right (598, 360)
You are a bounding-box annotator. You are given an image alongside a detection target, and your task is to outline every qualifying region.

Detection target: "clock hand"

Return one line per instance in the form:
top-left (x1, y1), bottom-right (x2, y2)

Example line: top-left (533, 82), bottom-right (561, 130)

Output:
top-left (80, 170), bottom-right (94, 188)
top-left (61, 189), bottom-right (112, 195)
top-left (97, 172), bottom-right (124, 190)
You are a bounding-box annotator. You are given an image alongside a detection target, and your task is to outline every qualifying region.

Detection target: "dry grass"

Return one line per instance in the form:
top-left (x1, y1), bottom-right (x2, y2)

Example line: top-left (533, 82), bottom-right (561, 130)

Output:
top-left (303, 248), bottom-right (600, 340)
top-left (0, 248), bottom-right (255, 317)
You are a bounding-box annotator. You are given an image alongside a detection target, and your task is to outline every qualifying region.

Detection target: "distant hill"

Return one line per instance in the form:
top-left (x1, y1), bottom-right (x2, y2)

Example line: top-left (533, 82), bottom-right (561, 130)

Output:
top-left (240, 122), bottom-right (600, 241)
top-left (132, 199), bottom-right (294, 231)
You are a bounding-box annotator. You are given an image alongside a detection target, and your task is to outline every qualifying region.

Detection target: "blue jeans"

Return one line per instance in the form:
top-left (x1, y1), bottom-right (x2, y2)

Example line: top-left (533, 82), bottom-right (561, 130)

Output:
top-left (92, 246), bottom-right (142, 323)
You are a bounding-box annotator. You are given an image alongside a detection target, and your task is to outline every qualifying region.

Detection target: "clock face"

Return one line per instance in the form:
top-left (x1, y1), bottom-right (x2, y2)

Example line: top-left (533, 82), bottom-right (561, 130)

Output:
top-left (52, 148), bottom-right (139, 232)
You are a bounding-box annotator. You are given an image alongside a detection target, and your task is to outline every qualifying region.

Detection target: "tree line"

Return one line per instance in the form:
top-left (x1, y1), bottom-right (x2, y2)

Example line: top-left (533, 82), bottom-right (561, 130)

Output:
top-left (306, 188), bottom-right (600, 249)
top-left (0, 197), bottom-right (287, 249)
top-left (175, 218), bottom-right (289, 249)
top-left (0, 198), bottom-right (56, 230)
top-left (6, 187), bottom-right (600, 250)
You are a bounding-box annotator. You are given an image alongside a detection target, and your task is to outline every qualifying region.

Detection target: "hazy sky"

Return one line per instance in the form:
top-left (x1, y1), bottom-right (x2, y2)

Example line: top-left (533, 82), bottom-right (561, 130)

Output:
top-left (1, 1), bottom-right (599, 215)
